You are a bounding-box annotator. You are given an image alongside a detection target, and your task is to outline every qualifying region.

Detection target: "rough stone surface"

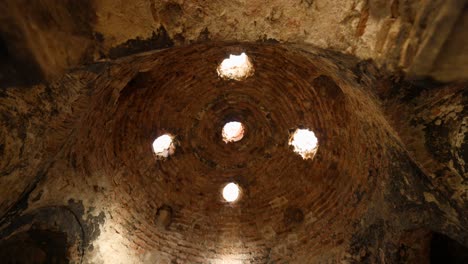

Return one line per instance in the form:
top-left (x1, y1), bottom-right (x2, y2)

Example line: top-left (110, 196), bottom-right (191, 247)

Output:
top-left (1, 0), bottom-right (466, 87)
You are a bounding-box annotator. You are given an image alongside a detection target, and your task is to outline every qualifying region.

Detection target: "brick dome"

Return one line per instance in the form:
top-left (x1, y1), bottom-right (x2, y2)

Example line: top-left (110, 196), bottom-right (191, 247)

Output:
top-left (57, 43), bottom-right (392, 262)
top-left (0, 1), bottom-right (467, 263)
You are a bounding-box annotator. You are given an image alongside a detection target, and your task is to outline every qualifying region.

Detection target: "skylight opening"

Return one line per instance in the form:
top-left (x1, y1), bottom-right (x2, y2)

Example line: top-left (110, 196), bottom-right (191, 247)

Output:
top-left (222, 121), bottom-right (245, 143)
top-left (289, 128), bottom-right (319, 159)
top-left (222, 183), bottom-right (240, 203)
top-left (217, 52), bottom-right (254, 80)
top-left (152, 134), bottom-right (175, 159)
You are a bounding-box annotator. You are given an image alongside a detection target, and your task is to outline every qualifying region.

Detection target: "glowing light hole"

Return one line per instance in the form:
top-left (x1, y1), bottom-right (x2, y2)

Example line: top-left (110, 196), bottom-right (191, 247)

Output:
top-left (289, 129), bottom-right (319, 159)
top-left (223, 183), bottom-right (240, 202)
top-left (217, 53), bottom-right (254, 80)
top-left (152, 134), bottom-right (175, 158)
top-left (222, 122), bottom-right (245, 143)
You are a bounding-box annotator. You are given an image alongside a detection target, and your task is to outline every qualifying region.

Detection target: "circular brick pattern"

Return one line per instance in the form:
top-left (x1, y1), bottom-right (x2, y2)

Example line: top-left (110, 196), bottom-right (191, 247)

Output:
top-left (69, 43), bottom-right (391, 262)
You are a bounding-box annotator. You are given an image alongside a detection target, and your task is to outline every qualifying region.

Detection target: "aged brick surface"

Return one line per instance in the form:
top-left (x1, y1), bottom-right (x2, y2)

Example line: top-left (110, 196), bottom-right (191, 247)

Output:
top-left (0, 2), bottom-right (467, 262)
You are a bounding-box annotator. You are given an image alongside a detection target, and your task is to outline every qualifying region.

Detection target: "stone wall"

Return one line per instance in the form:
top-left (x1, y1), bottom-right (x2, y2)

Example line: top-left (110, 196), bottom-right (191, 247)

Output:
top-left (1, 0), bottom-right (466, 88)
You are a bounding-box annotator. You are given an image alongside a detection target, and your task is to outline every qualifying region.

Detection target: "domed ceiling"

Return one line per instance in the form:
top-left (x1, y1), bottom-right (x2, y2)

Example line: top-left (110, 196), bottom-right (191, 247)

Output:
top-left (0, 1), bottom-right (467, 263)
top-left (72, 43), bottom-right (386, 262)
